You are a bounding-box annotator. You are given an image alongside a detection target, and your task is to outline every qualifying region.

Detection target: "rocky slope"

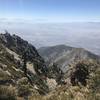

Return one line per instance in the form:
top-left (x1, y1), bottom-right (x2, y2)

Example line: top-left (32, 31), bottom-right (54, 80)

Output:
top-left (29, 60), bottom-right (100, 100)
top-left (38, 45), bottom-right (100, 72)
top-left (0, 32), bottom-right (49, 99)
top-left (0, 32), bottom-right (100, 100)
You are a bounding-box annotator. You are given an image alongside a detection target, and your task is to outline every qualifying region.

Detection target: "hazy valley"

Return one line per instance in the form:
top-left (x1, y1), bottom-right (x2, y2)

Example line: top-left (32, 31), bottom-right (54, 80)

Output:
top-left (0, 22), bottom-right (100, 55)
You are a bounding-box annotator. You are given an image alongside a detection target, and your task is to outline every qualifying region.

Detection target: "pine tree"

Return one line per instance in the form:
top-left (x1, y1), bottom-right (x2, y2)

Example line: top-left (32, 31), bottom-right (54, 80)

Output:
top-left (22, 51), bottom-right (28, 75)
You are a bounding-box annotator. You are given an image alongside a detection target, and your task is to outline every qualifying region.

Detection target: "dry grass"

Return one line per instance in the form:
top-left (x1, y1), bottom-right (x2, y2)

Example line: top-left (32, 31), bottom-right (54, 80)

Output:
top-left (0, 85), bottom-right (16, 100)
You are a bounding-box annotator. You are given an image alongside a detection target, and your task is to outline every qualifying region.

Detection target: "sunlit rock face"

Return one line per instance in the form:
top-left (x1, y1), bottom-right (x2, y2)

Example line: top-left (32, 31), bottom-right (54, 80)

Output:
top-left (46, 78), bottom-right (57, 90)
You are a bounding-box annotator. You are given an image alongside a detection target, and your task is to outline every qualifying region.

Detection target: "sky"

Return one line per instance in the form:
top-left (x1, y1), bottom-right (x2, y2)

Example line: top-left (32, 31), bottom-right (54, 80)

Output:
top-left (0, 0), bottom-right (100, 55)
top-left (0, 0), bottom-right (100, 22)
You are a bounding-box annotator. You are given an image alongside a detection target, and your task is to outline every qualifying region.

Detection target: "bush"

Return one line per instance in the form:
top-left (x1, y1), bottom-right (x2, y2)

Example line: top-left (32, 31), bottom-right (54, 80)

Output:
top-left (17, 77), bottom-right (32, 97)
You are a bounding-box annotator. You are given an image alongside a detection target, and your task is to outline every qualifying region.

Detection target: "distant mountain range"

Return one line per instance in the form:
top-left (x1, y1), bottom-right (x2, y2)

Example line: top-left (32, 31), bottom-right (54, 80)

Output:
top-left (38, 45), bottom-right (100, 72)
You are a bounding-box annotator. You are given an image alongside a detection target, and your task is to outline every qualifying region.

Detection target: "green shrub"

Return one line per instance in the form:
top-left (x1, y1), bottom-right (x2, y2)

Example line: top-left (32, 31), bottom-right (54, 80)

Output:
top-left (17, 77), bottom-right (32, 97)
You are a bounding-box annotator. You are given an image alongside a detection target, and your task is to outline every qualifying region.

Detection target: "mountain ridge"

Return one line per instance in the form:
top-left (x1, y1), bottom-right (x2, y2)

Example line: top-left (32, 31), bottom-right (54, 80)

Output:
top-left (38, 45), bottom-right (100, 72)
top-left (0, 32), bottom-right (50, 99)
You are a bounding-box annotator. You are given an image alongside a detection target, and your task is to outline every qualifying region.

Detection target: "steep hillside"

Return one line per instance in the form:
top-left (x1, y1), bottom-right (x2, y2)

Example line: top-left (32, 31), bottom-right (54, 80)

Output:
top-left (38, 45), bottom-right (100, 72)
top-left (30, 60), bottom-right (100, 100)
top-left (0, 32), bottom-right (49, 99)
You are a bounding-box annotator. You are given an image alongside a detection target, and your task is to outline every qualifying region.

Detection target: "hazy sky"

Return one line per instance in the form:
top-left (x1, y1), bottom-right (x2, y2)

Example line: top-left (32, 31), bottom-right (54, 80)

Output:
top-left (0, 0), bottom-right (100, 22)
top-left (0, 0), bottom-right (100, 55)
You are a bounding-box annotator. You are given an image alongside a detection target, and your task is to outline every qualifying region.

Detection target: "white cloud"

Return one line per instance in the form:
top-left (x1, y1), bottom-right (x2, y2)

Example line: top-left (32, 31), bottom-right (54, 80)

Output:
top-left (0, 21), bottom-right (100, 55)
